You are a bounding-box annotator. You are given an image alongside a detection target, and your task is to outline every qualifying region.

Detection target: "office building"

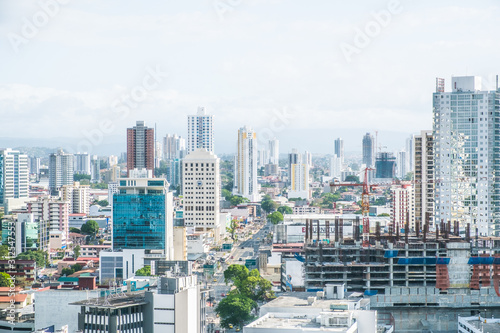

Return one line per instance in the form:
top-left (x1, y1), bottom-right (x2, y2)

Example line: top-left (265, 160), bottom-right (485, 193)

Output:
top-left (0, 148), bottom-right (29, 206)
top-left (330, 155), bottom-right (342, 179)
top-left (27, 197), bottom-right (69, 249)
top-left (406, 136), bottom-right (414, 172)
top-left (414, 130), bottom-right (434, 228)
top-left (334, 138), bottom-right (344, 165)
top-left (60, 182), bottom-right (90, 214)
top-left (187, 107), bottom-right (214, 154)
top-left (397, 150), bottom-right (408, 179)
top-left (182, 149), bottom-right (222, 241)
top-left (233, 126), bottom-right (259, 202)
top-left (113, 176), bottom-right (174, 259)
top-left (163, 134), bottom-right (186, 160)
top-left (269, 138), bottom-right (279, 165)
top-left (108, 155), bottom-right (118, 167)
top-left (433, 76), bottom-right (500, 236)
top-left (99, 249), bottom-right (145, 283)
top-left (90, 155), bottom-right (100, 182)
top-left (126, 121), bottom-right (155, 176)
top-left (29, 156), bottom-right (40, 177)
top-left (257, 148), bottom-right (269, 169)
top-left (362, 133), bottom-right (375, 167)
top-left (289, 163), bottom-right (310, 200)
top-left (1, 213), bottom-right (38, 255)
top-left (391, 183), bottom-right (415, 230)
top-left (49, 149), bottom-right (74, 195)
top-left (288, 149), bottom-right (301, 184)
top-left (375, 152), bottom-right (396, 179)
top-left (74, 152), bottom-right (91, 175)
top-left (168, 158), bottom-right (182, 189)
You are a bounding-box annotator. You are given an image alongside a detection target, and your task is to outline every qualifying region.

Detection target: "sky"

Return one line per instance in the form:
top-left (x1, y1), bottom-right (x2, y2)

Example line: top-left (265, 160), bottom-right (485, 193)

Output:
top-left (1, 0), bottom-right (499, 156)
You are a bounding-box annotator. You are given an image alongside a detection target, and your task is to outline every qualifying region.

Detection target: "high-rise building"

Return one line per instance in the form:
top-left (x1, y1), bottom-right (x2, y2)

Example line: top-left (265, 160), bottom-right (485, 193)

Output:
top-left (406, 136), bottom-right (414, 172)
top-left (0, 148), bottom-right (29, 206)
top-left (74, 153), bottom-right (91, 175)
top-left (304, 151), bottom-right (312, 168)
top-left (29, 156), bottom-right (40, 176)
top-left (433, 76), bottom-right (500, 236)
top-left (113, 176), bottom-right (174, 259)
top-left (27, 197), bottom-right (69, 249)
top-left (375, 152), bottom-right (396, 179)
top-left (187, 107), bottom-right (214, 154)
top-left (91, 155), bottom-right (100, 183)
top-left (182, 149), bottom-right (223, 242)
top-left (233, 126), bottom-right (259, 202)
top-left (391, 183), bottom-right (415, 231)
top-left (1, 213), bottom-right (39, 255)
top-left (362, 133), bottom-right (375, 167)
top-left (288, 149), bottom-right (301, 184)
top-left (60, 182), bottom-right (91, 215)
top-left (257, 148), bottom-right (269, 169)
top-left (289, 162), bottom-right (310, 200)
top-left (414, 130), bottom-right (434, 229)
top-left (108, 155), bottom-right (118, 167)
top-left (330, 155), bottom-right (342, 179)
top-left (163, 134), bottom-right (186, 160)
top-left (396, 150), bottom-right (408, 179)
top-left (126, 121), bottom-right (155, 176)
top-left (334, 138), bottom-right (344, 165)
top-left (49, 149), bottom-right (74, 195)
top-left (168, 159), bottom-right (182, 189)
top-left (269, 138), bottom-right (279, 165)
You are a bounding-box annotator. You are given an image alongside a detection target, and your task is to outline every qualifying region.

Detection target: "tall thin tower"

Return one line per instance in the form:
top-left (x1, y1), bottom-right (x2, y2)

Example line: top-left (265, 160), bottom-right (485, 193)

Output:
top-left (187, 107), bottom-right (214, 154)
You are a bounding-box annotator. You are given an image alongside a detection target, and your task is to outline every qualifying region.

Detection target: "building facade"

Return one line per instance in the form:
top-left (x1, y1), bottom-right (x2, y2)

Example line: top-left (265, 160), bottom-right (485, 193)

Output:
top-left (289, 163), bottom-right (310, 200)
top-left (187, 107), bottom-right (214, 154)
top-left (433, 76), bottom-right (500, 236)
top-left (0, 148), bottom-right (29, 206)
top-left (126, 121), bottom-right (155, 176)
top-left (74, 153), bottom-right (91, 175)
top-left (233, 126), bottom-right (259, 201)
top-left (414, 130), bottom-right (434, 229)
top-left (269, 138), bottom-right (279, 165)
top-left (27, 197), bottom-right (69, 249)
top-left (334, 138), bottom-right (344, 165)
top-left (60, 182), bottom-right (91, 214)
top-left (163, 134), bottom-right (186, 160)
top-left (49, 149), bottom-right (74, 195)
top-left (362, 133), bottom-right (375, 167)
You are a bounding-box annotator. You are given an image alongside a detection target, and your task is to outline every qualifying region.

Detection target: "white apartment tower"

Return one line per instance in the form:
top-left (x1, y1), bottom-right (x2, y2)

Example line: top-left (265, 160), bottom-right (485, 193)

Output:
top-left (60, 182), bottom-right (91, 215)
top-left (269, 138), bottom-right (279, 165)
top-left (289, 162), bottom-right (310, 200)
top-left (391, 183), bottom-right (415, 231)
top-left (164, 134), bottom-right (186, 160)
top-left (433, 76), bottom-right (500, 236)
top-left (330, 155), bottom-right (342, 179)
top-left (49, 149), bottom-right (74, 195)
top-left (334, 138), bottom-right (344, 165)
top-left (414, 130), bottom-right (434, 229)
top-left (0, 148), bottom-right (29, 205)
top-left (187, 107), bottom-right (214, 154)
top-left (182, 149), bottom-right (222, 241)
top-left (27, 197), bottom-right (70, 244)
top-left (233, 126), bottom-right (259, 202)
top-left (74, 153), bottom-right (91, 175)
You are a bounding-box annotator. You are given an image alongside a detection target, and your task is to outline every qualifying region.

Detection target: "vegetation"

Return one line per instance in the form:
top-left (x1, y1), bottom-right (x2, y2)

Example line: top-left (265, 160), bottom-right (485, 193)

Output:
top-left (261, 195), bottom-right (277, 214)
top-left (74, 173), bottom-right (91, 181)
top-left (73, 245), bottom-right (81, 259)
top-left (0, 245), bottom-right (9, 259)
top-left (344, 175), bottom-right (360, 183)
top-left (16, 250), bottom-right (48, 268)
top-left (319, 192), bottom-right (341, 208)
top-left (81, 220), bottom-right (99, 236)
top-left (277, 206), bottom-right (292, 215)
top-left (62, 263), bottom-right (83, 276)
top-left (135, 265), bottom-right (151, 276)
top-left (69, 227), bottom-right (81, 234)
top-left (226, 220), bottom-right (239, 241)
top-left (155, 160), bottom-right (169, 177)
top-left (221, 159), bottom-right (234, 192)
top-left (216, 264), bottom-right (274, 328)
top-left (0, 272), bottom-right (11, 287)
top-left (378, 213), bottom-right (390, 217)
top-left (267, 211), bottom-right (283, 225)
top-left (96, 200), bottom-right (109, 207)
top-left (90, 182), bottom-right (107, 189)
top-left (230, 195), bottom-right (248, 207)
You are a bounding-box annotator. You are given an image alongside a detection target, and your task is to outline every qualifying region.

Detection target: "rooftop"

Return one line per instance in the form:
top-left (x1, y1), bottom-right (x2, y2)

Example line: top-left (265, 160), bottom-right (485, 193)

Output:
top-left (70, 291), bottom-right (147, 309)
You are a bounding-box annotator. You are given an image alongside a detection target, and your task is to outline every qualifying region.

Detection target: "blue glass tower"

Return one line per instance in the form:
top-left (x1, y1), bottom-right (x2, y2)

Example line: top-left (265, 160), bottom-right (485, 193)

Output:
top-left (112, 177), bottom-right (174, 258)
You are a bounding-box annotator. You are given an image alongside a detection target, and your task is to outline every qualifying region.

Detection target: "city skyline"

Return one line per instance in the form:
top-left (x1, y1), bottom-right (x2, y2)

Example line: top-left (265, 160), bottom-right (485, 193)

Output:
top-left (2, 1), bottom-right (500, 155)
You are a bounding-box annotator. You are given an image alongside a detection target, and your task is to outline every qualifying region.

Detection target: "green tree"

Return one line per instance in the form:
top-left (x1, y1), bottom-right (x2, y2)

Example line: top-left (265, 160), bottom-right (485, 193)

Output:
top-left (90, 182), bottom-right (107, 189)
top-left (73, 245), bottom-right (81, 259)
top-left (96, 200), bottom-right (109, 207)
top-left (135, 265), bottom-right (151, 276)
top-left (74, 173), bottom-right (91, 181)
top-left (378, 213), bottom-right (390, 217)
top-left (344, 175), bottom-right (360, 183)
top-left (277, 206), bottom-right (292, 215)
top-left (230, 196), bottom-right (247, 207)
top-left (81, 220), bottom-right (99, 236)
top-left (222, 189), bottom-right (232, 201)
top-left (0, 245), bottom-right (9, 259)
top-left (226, 220), bottom-right (239, 241)
top-left (0, 272), bottom-right (11, 287)
top-left (267, 211), bottom-right (283, 225)
top-left (261, 196), bottom-right (278, 213)
top-left (216, 294), bottom-right (255, 328)
top-left (69, 227), bottom-right (81, 234)
top-left (16, 250), bottom-right (48, 268)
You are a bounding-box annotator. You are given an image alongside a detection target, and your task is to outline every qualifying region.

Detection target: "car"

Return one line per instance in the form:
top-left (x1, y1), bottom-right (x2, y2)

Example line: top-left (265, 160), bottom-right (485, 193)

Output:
top-left (230, 256), bottom-right (234, 259)
top-left (238, 258), bottom-right (243, 261)
top-left (229, 324), bottom-right (233, 329)
top-left (221, 293), bottom-right (225, 297)
top-left (236, 328), bottom-right (241, 332)
top-left (213, 278), bottom-right (217, 282)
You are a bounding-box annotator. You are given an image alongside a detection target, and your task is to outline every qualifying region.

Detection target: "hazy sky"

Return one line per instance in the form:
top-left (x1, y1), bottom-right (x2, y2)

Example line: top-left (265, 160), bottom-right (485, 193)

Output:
top-left (1, 0), bottom-right (499, 155)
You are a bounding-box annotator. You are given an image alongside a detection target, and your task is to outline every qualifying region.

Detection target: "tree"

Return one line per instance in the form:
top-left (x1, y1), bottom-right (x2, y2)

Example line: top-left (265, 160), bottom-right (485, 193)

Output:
top-left (277, 206), bottom-right (292, 215)
top-left (222, 189), bottom-right (232, 201)
top-left (135, 265), bottom-right (151, 276)
top-left (261, 196), bottom-right (278, 214)
top-left (74, 173), bottom-right (91, 181)
top-left (230, 196), bottom-right (247, 207)
top-left (16, 250), bottom-right (48, 268)
top-left (73, 245), bottom-right (81, 259)
top-left (267, 211), bottom-right (283, 225)
top-left (0, 272), bottom-right (11, 287)
top-left (344, 175), bottom-right (360, 183)
top-left (96, 200), bottom-right (109, 207)
top-left (378, 213), bottom-right (390, 217)
top-left (227, 220), bottom-right (239, 241)
top-left (81, 220), bottom-right (99, 236)
top-left (61, 263), bottom-right (83, 276)
top-left (0, 245), bottom-right (9, 259)
top-left (69, 227), bottom-right (81, 234)
top-left (216, 294), bottom-right (255, 328)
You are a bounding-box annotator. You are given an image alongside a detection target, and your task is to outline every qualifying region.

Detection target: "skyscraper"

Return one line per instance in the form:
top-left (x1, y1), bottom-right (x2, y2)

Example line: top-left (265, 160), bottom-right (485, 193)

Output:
top-left (163, 134), bottom-right (186, 160)
top-left (288, 149), bottom-right (301, 185)
top-left (414, 130), bottom-right (434, 229)
top-left (233, 126), bottom-right (259, 202)
top-left (0, 148), bottom-right (29, 206)
top-left (187, 107), bottom-right (214, 154)
top-left (49, 149), bottom-right (74, 195)
top-left (334, 138), bottom-right (344, 165)
top-left (433, 76), bottom-right (500, 236)
top-left (74, 153), bottom-right (91, 175)
top-left (362, 133), bottom-right (374, 167)
top-left (182, 149), bottom-right (222, 241)
top-left (397, 150), bottom-right (408, 179)
top-left (375, 152), bottom-right (396, 179)
top-left (91, 155), bottom-right (100, 183)
top-left (60, 182), bottom-right (91, 214)
top-left (113, 177), bottom-right (174, 259)
top-left (289, 161), bottom-right (310, 200)
top-left (127, 121), bottom-right (155, 176)
top-left (269, 138), bottom-right (279, 165)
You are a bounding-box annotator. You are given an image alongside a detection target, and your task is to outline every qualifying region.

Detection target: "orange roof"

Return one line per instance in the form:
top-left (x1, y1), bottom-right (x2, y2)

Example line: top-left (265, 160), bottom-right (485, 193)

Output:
top-left (0, 287), bottom-right (22, 292)
top-left (0, 294), bottom-right (27, 303)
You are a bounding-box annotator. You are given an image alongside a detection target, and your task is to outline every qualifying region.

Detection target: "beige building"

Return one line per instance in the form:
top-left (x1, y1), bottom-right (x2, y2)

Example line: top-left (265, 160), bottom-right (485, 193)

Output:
top-left (414, 130), bottom-right (434, 229)
top-left (60, 181), bottom-right (91, 214)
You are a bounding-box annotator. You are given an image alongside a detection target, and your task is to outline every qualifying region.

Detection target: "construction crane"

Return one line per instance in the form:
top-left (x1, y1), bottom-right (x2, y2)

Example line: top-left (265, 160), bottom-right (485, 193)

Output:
top-left (330, 168), bottom-right (377, 247)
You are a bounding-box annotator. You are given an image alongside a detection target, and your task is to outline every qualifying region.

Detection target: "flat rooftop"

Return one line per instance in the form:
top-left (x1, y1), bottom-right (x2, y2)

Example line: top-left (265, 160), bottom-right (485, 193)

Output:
top-left (246, 313), bottom-right (355, 332)
top-left (261, 292), bottom-right (369, 310)
top-left (70, 291), bottom-right (147, 309)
